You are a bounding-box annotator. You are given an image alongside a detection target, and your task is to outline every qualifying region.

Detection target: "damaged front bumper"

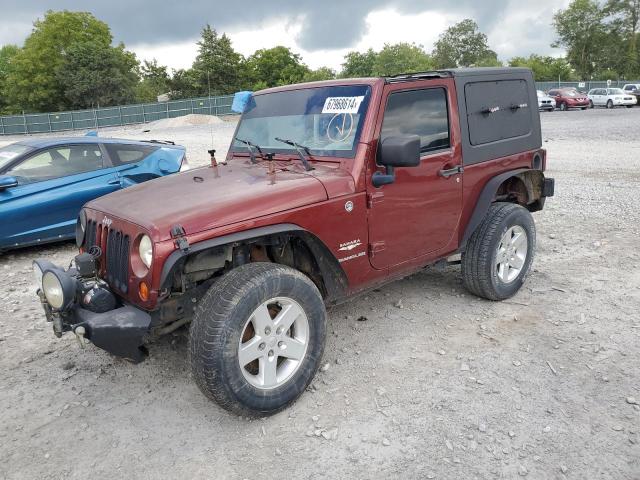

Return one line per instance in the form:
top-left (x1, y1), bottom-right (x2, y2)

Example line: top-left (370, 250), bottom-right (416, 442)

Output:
top-left (35, 263), bottom-right (151, 363)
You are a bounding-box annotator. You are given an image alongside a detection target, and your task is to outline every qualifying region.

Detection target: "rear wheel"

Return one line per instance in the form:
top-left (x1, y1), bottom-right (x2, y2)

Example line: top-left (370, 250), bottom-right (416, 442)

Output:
top-left (462, 203), bottom-right (536, 301)
top-left (589, 100), bottom-right (594, 109)
top-left (189, 263), bottom-right (327, 416)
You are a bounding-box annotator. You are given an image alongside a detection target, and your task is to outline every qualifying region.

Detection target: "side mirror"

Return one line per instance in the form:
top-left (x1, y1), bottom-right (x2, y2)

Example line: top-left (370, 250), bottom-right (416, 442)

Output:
top-left (0, 175), bottom-right (18, 190)
top-left (372, 135), bottom-right (421, 188)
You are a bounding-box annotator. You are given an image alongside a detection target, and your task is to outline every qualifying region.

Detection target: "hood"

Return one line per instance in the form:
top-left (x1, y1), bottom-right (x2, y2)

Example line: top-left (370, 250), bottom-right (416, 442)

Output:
top-left (86, 160), bottom-right (353, 241)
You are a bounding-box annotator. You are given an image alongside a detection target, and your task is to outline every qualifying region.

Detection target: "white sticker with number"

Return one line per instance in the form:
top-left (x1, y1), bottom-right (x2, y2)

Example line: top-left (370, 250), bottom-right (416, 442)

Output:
top-left (322, 96), bottom-right (365, 114)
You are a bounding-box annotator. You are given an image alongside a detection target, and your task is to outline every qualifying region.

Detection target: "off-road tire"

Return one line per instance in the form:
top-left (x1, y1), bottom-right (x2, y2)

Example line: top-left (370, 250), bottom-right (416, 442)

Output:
top-left (462, 202), bottom-right (536, 301)
top-left (189, 262), bottom-right (327, 416)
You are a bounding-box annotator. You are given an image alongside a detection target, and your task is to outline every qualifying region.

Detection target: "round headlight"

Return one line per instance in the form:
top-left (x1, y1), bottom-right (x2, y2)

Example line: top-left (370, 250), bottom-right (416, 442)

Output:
top-left (138, 235), bottom-right (153, 268)
top-left (33, 259), bottom-right (55, 292)
top-left (42, 271), bottom-right (65, 310)
top-left (75, 210), bottom-right (87, 247)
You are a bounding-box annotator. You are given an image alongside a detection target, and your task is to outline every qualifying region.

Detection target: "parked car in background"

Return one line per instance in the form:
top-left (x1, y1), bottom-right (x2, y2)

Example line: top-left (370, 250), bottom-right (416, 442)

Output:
top-left (547, 88), bottom-right (590, 111)
top-left (587, 88), bottom-right (637, 109)
top-left (0, 137), bottom-right (187, 251)
top-left (537, 90), bottom-right (556, 111)
top-left (622, 84), bottom-right (640, 105)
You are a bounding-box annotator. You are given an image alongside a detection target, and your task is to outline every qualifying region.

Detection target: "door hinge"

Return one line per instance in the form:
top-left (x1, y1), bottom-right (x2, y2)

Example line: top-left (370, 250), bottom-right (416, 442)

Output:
top-left (367, 191), bottom-right (385, 209)
top-left (368, 241), bottom-right (386, 257)
top-left (170, 224), bottom-right (190, 252)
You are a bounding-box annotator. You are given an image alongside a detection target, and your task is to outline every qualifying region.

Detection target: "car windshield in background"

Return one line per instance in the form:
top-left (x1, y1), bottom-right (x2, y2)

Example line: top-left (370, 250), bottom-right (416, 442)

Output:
top-left (232, 85), bottom-right (372, 158)
top-left (564, 90), bottom-right (579, 97)
top-left (608, 88), bottom-right (625, 95)
top-left (537, 91), bottom-right (545, 97)
top-left (0, 144), bottom-right (32, 171)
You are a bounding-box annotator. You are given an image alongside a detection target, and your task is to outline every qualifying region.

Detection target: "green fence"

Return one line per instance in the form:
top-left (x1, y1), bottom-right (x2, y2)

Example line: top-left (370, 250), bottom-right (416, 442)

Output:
top-left (0, 95), bottom-right (235, 135)
top-left (535, 80), bottom-right (640, 92)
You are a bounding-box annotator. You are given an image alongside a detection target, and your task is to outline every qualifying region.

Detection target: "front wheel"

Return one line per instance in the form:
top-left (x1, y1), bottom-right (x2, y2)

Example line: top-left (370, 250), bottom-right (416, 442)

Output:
top-left (589, 100), bottom-right (594, 109)
top-left (189, 263), bottom-right (327, 416)
top-left (462, 203), bottom-right (536, 301)
top-left (559, 102), bottom-right (567, 111)
top-left (606, 100), bottom-right (614, 109)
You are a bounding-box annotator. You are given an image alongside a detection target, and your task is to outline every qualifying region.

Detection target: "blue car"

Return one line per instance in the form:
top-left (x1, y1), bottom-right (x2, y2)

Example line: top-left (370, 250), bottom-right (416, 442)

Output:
top-left (0, 137), bottom-right (187, 251)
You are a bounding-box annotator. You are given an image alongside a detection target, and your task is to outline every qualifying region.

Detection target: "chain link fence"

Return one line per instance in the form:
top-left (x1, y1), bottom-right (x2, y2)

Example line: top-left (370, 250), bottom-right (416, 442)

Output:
top-left (535, 80), bottom-right (639, 92)
top-left (0, 95), bottom-right (235, 136)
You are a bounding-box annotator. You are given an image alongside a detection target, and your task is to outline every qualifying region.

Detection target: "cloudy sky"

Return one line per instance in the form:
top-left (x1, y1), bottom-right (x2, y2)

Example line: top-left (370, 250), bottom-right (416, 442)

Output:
top-left (0, 1), bottom-right (570, 71)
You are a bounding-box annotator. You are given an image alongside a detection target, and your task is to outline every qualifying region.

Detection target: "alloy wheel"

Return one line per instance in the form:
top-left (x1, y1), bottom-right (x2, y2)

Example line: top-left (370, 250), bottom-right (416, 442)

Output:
top-left (495, 226), bottom-right (528, 284)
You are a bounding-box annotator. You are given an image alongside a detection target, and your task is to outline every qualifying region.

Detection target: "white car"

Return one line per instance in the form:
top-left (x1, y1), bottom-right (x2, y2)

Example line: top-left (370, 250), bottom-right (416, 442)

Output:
top-left (536, 90), bottom-right (556, 112)
top-left (587, 88), bottom-right (637, 108)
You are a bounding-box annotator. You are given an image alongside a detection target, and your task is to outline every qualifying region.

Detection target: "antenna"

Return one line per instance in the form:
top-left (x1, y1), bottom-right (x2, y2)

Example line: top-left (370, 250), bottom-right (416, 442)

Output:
top-left (207, 71), bottom-right (214, 154)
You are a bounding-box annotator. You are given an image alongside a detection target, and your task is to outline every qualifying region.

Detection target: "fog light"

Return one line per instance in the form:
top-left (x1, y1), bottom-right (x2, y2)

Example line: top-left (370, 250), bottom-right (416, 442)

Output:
top-left (138, 281), bottom-right (149, 301)
top-left (42, 269), bottom-right (76, 310)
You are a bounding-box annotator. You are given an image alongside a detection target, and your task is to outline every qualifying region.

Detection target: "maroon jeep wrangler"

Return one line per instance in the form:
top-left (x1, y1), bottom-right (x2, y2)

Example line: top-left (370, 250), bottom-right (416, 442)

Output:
top-left (35, 68), bottom-right (554, 415)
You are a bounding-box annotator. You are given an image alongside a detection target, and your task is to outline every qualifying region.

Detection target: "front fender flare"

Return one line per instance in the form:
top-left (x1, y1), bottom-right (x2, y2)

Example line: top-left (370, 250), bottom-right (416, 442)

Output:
top-left (159, 224), bottom-right (349, 303)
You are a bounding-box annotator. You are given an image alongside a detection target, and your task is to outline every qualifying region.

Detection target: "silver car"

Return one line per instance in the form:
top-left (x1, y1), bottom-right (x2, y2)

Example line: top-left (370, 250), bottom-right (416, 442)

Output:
top-left (537, 90), bottom-right (556, 112)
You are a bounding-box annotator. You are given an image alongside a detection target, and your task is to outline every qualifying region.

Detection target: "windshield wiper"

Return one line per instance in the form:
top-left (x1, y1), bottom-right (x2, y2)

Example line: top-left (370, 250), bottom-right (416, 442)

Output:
top-left (274, 137), bottom-right (314, 171)
top-left (235, 137), bottom-right (263, 164)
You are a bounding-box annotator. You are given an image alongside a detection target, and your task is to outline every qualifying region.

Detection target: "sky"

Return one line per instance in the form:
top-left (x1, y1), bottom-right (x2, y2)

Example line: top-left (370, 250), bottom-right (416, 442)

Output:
top-left (0, 0), bottom-right (571, 71)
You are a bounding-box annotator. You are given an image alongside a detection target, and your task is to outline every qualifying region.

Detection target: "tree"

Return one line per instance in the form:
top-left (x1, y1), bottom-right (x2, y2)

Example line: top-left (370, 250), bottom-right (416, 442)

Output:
top-left (605, 0), bottom-right (640, 77)
top-left (136, 59), bottom-right (170, 102)
top-left (244, 46), bottom-right (309, 90)
top-left (58, 41), bottom-right (139, 109)
top-left (432, 19), bottom-right (499, 68)
top-left (302, 67), bottom-right (336, 82)
top-left (508, 55), bottom-right (576, 81)
top-left (192, 25), bottom-right (243, 95)
top-left (4, 10), bottom-right (113, 112)
top-left (372, 43), bottom-right (434, 76)
top-left (168, 68), bottom-right (201, 99)
top-left (552, 0), bottom-right (610, 79)
top-left (340, 49), bottom-right (377, 77)
top-left (0, 45), bottom-right (20, 114)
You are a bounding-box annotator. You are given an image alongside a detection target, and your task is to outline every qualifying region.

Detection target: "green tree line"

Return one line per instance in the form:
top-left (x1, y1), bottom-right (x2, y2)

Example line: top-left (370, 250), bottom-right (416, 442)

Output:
top-left (0, 2), bottom-right (638, 115)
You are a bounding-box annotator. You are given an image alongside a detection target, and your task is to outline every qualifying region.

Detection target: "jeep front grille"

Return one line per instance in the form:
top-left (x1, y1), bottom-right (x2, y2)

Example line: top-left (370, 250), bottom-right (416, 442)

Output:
top-left (83, 220), bottom-right (130, 293)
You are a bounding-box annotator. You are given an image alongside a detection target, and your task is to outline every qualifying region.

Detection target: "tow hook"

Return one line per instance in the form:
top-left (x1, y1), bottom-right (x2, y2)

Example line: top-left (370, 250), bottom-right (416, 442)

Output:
top-left (74, 326), bottom-right (86, 349)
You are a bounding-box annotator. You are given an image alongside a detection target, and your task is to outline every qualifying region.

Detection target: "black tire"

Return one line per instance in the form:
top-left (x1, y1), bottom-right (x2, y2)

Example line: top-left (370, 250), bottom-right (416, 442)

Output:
top-left (581, 107), bottom-right (587, 110)
top-left (189, 262), bottom-right (327, 416)
top-left (589, 100), bottom-right (594, 109)
top-left (462, 202), bottom-right (536, 301)
top-left (626, 105), bottom-right (633, 108)
top-left (606, 100), bottom-right (614, 109)
top-left (559, 102), bottom-right (567, 111)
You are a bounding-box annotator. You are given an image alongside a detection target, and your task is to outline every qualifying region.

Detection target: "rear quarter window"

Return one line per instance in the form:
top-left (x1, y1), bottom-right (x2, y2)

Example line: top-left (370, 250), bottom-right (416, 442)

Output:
top-left (464, 79), bottom-right (532, 146)
top-left (105, 144), bottom-right (158, 166)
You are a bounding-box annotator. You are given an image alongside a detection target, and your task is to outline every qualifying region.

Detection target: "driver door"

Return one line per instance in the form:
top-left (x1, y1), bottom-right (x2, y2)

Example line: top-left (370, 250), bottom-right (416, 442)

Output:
top-left (366, 80), bottom-right (463, 270)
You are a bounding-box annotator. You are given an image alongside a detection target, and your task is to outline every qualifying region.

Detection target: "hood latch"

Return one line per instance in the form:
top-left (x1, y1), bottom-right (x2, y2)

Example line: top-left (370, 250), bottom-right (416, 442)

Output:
top-left (170, 224), bottom-right (190, 252)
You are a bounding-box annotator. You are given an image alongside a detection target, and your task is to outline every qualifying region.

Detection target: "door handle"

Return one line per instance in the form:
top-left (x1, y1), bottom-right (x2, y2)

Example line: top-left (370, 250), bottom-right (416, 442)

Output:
top-left (438, 166), bottom-right (464, 178)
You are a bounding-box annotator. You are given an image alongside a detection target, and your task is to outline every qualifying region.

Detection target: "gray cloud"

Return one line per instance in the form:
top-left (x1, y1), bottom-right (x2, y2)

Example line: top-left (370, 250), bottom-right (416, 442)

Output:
top-left (0, 0), bottom-right (562, 58)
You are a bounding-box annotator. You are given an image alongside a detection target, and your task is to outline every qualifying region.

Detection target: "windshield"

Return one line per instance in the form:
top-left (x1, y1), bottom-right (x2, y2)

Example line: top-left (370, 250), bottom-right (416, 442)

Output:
top-left (564, 90), bottom-right (578, 97)
top-left (537, 90), bottom-right (545, 97)
top-left (608, 88), bottom-right (625, 95)
top-left (0, 144), bottom-right (32, 171)
top-left (231, 85), bottom-right (372, 159)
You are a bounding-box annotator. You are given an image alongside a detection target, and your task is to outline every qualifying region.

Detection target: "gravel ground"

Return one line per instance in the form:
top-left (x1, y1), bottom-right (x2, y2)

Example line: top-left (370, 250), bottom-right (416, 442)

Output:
top-left (1, 108), bottom-right (639, 480)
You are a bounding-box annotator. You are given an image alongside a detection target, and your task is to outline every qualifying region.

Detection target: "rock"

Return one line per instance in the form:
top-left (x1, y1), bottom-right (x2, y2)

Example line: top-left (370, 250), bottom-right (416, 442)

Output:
top-left (445, 439), bottom-right (453, 450)
top-left (626, 397), bottom-right (639, 405)
top-left (543, 426), bottom-right (551, 433)
top-left (508, 431), bottom-right (516, 438)
top-left (394, 299), bottom-right (403, 309)
top-left (356, 316), bottom-right (368, 322)
top-left (382, 438), bottom-right (391, 446)
top-left (320, 363), bottom-right (330, 372)
top-left (518, 465), bottom-right (528, 476)
top-left (275, 448), bottom-right (282, 456)
top-left (460, 363), bottom-right (470, 371)
top-left (612, 425), bottom-right (623, 432)
top-left (81, 400), bottom-right (90, 407)
top-left (312, 415), bottom-right (320, 422)
top-left (513, 360), bottom-right (522, 367)
top-left (438, 350), bottom-right (446, 356)
top-left (62, 361), bottom-right (75, 371)
top-left (479, 423), bottom-right (487, 433)
top-left (560, 465), bottom-right (568, 474)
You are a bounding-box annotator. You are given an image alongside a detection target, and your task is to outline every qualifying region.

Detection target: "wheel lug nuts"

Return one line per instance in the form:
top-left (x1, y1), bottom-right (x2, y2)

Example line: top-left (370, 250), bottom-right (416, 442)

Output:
top-left (278, 341), bottom-right (285, 348)
top-left (276, 327), bottom-right (283, 335)
top-left (258, 342), bottom-right (266, 350)
top-left (268, 350), bottom-right (274, 358)
top-left (264, 327), bottom-right (271, 335)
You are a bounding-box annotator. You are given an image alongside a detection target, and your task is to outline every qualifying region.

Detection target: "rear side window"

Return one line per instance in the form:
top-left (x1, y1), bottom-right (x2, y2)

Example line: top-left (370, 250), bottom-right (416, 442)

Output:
top-left (105, 144), bottom-right (158, 166)
top-left (464, 79), bottom-right (532, 146)
top-left (381, 88), bottom-right (450, 153)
